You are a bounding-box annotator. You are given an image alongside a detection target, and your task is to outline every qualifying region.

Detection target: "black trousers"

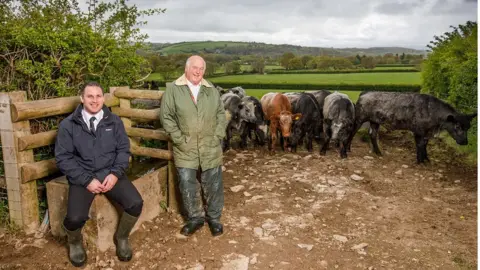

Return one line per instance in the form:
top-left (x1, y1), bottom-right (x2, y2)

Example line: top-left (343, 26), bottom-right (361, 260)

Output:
top-left (63, 175), bottom-right (143, 231)
top-left (177, 166), bottom-right (224, 223)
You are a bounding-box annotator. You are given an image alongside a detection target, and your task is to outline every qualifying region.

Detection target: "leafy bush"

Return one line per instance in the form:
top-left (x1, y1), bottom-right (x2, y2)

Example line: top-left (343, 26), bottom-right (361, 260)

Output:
top-left (421, 21), bottom-right (477, 159)
top-left (0, 0), bottom-right (165, 99)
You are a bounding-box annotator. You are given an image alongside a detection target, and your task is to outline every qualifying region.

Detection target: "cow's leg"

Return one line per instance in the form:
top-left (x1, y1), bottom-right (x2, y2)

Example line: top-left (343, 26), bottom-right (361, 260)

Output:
top-left (414, 133), bottom-right (429, 163)
top-left (283, 135), bottom-right (290, 152)
top-left (270, 125), bottom-right (277, 153)
top-left (320, 123), bottom-right (331, 155)
top-left (279, 132), bottom-right (285, 151)
top-left (423, 138), bottom-right (430, 162)
top-left (340, 139), bottom-right (348, 159)
top-left (240, 124), bottom-right (248, 149)
top-left (223, 127), bottom-right (232, 152)
top-left (346, 119), bottom-right (364, 152)
top-left (369, 122), bottom-right (382, 155)
top-left (306, 130), bottom-right (313, 152)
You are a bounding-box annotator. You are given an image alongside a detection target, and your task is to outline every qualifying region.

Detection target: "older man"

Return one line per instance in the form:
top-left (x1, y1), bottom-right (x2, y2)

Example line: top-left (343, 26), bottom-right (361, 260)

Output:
top-left (160, 55), bottom-right (227, 237)
top-left (55, 82), bottom-right (143, 267)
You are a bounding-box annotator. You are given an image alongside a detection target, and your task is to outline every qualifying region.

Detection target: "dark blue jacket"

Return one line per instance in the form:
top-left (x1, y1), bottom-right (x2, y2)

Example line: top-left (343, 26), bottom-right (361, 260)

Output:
top-left (55, 104), bottom-right (130, 187)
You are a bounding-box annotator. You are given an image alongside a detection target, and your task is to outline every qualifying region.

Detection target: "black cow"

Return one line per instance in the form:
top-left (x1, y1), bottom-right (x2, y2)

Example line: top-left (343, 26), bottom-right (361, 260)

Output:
top-left (348, 91), bottom-right (477, 163)
top-left (239, 96), bottom-right (267, 148)
top-left (306, 90), bottom-right (332, 141)
top-left (321, 92), bottom-right (355, 158)
top-left (290, 93), bottom-right (322, 152)
top-left (228, 86), bottom-right (246, 99)
top-left (221, 92), bottom-right (257, 151)
top-left (284, 92), bottom-right (302, 109)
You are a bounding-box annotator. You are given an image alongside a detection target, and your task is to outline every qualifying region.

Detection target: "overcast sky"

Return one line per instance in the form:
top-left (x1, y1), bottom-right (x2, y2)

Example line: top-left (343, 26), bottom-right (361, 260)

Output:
top-left (93, 0), bottom-right (478, 50)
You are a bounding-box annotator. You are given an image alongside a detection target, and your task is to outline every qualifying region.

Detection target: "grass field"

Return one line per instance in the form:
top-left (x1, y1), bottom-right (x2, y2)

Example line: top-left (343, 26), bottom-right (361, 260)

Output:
top-left (147, 73), bottom-right (165, 80)
top-left (246, 89), bottom-right (360, 102)
top-left (373, 66), bottom-right (419, 70)
top-left (155, 86), bottom-right (360, 102)
top-left (209, 72), bottom-right (422, 85)
top-left (160, 41), bottom-right (248, 54)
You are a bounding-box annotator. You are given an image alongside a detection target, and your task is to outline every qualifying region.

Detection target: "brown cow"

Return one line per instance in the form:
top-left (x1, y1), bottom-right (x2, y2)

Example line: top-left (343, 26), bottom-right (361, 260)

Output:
top-left (261, 92), bottom-right (302, 152)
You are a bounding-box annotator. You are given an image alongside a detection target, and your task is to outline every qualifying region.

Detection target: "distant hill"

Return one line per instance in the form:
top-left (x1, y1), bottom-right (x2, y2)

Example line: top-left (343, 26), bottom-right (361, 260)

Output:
top-left (148, 41), bottom-right (427, 57)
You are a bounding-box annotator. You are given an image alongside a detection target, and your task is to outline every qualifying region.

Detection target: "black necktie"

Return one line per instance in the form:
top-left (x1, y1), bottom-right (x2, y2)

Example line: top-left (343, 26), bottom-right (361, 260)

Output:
top-left (89, 116), bottom-right (96, 134)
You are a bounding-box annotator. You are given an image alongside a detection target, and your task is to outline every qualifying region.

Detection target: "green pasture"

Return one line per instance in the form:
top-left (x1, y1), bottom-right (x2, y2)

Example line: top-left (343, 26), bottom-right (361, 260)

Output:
top-left (373, 66), bottom-right (419, 70)
top-left (147, 73), bottom-right (165, 81)
top-left (209, 72), bottom-right (422, 85)
top-left (245, 89), bottom-right (360, 102)
top-left (160, 41), bottom-right (248, 54)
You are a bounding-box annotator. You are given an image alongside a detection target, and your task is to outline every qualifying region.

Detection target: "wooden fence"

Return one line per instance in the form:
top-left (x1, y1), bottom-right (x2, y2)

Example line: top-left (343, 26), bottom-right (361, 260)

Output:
top-left (0, 87), bottom-right (177, 234)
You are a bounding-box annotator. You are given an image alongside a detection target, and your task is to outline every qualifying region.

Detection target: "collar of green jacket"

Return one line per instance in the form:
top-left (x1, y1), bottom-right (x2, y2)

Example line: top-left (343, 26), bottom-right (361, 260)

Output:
top-left (174, 74), bottom-right (213, 88)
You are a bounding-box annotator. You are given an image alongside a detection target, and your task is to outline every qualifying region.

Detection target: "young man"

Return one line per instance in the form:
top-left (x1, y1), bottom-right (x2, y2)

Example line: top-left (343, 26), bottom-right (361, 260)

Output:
top-left (55, 82), bottom-right (143, 267)
top-left (160, 55), bottom-right (227, 237)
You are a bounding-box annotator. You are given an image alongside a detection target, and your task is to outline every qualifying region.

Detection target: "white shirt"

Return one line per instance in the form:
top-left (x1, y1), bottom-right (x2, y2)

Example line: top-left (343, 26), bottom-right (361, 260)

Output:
top-left (82, 108), bottom-right (104, 131)
top-left (187, 79), bottom-right (201, 103)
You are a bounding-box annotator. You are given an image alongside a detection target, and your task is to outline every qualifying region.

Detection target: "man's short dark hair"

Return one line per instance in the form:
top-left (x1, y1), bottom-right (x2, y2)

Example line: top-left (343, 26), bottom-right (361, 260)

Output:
top-left (79, 81), bottom-right (104, 96)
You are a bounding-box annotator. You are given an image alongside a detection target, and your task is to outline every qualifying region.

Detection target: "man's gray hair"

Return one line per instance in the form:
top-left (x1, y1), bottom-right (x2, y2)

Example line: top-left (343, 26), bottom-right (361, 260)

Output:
top-left (185, 56), bottom-right (207, 69)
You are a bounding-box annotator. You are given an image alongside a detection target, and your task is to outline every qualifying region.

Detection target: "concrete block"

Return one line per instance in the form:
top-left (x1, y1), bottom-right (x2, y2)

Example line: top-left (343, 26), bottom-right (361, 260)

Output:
top-left (46, 166), bottom-right (167, 252)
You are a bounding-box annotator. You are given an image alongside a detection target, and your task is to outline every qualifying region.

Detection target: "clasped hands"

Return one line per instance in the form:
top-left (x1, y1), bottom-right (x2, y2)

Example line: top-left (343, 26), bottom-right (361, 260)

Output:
top-left (86, 174), bottom-right (118, 194)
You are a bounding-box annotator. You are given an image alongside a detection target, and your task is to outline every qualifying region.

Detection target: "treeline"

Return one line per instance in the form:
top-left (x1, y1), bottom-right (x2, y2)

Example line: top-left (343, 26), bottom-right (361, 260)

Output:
top-left (150, 41), bottom-right (426, 57)
top-left (277, 52), bottom-right (423, 70)
top-left (145, 51), bottom-right (424, 79)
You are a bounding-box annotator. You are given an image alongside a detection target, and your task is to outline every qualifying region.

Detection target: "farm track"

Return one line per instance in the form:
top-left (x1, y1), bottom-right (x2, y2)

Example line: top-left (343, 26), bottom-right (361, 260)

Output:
top-left (0, 130), bottom-right (476, 270)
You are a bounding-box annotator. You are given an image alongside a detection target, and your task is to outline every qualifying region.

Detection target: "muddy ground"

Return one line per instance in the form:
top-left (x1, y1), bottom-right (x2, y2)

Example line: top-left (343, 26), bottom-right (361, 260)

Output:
top-left (0, 130), bottom-right (477, 270)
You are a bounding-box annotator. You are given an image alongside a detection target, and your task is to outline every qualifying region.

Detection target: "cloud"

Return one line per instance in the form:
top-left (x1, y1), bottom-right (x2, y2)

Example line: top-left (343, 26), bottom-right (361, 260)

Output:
top-left (94, 0), bottom-right (479, 49)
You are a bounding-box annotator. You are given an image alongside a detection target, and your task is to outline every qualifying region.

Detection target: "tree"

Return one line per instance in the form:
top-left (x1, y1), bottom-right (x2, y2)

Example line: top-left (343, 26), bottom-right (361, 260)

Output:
top-left (280, 52), bottom-right (295, 69)
top-left (0, 0), bottom-right (165, 99)
top-left (421, 21), bottom-right (477, 151)
top-left (288, 57), bottom-right (303, 70)
top-left (301, 55), bottom-right (313, 69)
top-left (205, 61), bottom-right (217, 77)
top-left (251, 57), bottom-right (265, 74)
top-left (225, 61), bottom-right (241, 74)
top-left (360, 56), bottom-right (376, 69)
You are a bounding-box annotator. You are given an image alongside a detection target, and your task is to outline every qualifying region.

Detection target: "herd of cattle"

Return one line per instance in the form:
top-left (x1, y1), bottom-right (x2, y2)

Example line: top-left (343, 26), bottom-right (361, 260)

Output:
top-left (214, 86), bottom-right (476, 164)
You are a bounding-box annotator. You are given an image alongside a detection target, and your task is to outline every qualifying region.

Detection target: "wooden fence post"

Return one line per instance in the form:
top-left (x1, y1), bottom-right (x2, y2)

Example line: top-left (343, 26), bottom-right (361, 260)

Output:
top-left (167, 141), bottom-right (179, 212)
top-left (110, 86), bottom-right (135, 165)
top-left (0, 91), bottom-right (39, 233)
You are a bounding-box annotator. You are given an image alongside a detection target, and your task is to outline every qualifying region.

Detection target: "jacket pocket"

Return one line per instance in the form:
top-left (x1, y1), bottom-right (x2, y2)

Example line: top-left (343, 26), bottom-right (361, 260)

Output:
top-left (177, 135), bottom-right (192, 152)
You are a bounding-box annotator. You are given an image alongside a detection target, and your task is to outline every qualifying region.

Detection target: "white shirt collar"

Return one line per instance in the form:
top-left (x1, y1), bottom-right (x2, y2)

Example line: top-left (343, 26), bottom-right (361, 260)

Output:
top-left (82, 107), bottom-right (104, 127)
top-left (187, 79), bottom-right (201, 88)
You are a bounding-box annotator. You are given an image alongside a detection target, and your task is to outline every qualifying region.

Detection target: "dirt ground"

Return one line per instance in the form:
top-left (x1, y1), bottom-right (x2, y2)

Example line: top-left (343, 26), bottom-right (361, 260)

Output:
top-left (0, 130), bottom-right (477, 270)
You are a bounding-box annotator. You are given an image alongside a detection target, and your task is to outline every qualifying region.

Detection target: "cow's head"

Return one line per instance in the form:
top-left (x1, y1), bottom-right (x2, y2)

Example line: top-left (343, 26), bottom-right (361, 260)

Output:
top-left (444, 113), bottom-right (477, 145)
top-left (290, 115), bottom-right (306, 147)
top-left (327, 119), bottom-right (353, 143)
top-left (238, 101), bottom-right (257, 123)
top-left (271, 111), bottom-right (302, 138)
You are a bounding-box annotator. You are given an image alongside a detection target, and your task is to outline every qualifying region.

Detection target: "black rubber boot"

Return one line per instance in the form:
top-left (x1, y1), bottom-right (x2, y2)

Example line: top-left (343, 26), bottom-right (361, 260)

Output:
top-left (63, 224), bottom-right (87, 267)
top-left (114, 212), bottom-right (139, 262)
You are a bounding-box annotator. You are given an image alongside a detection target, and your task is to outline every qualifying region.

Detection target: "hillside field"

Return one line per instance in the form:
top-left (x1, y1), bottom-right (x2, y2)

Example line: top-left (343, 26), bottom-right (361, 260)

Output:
top-left (209, 72), bottom-right (422, 85)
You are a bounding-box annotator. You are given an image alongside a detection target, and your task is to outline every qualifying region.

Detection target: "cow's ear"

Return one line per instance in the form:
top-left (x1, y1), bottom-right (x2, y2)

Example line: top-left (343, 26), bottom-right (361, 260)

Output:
top-left (446, 115), bottom-right (456, 123)
top-left (292, 113), bottom-right (302, 121)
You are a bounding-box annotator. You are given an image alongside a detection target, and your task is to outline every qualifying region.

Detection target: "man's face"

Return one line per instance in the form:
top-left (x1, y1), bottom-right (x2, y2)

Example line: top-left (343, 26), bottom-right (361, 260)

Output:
top-left (81, 86), bottom-right (104, 114)
top-left (185, 57), bottom-right (205, 85)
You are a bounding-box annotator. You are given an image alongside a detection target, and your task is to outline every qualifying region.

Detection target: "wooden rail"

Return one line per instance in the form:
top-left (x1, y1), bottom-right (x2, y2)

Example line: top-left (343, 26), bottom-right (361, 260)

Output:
top-left (0, 87), bottom-right (179, 232)
top-left (10, 94), bottom-right (119, 122)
